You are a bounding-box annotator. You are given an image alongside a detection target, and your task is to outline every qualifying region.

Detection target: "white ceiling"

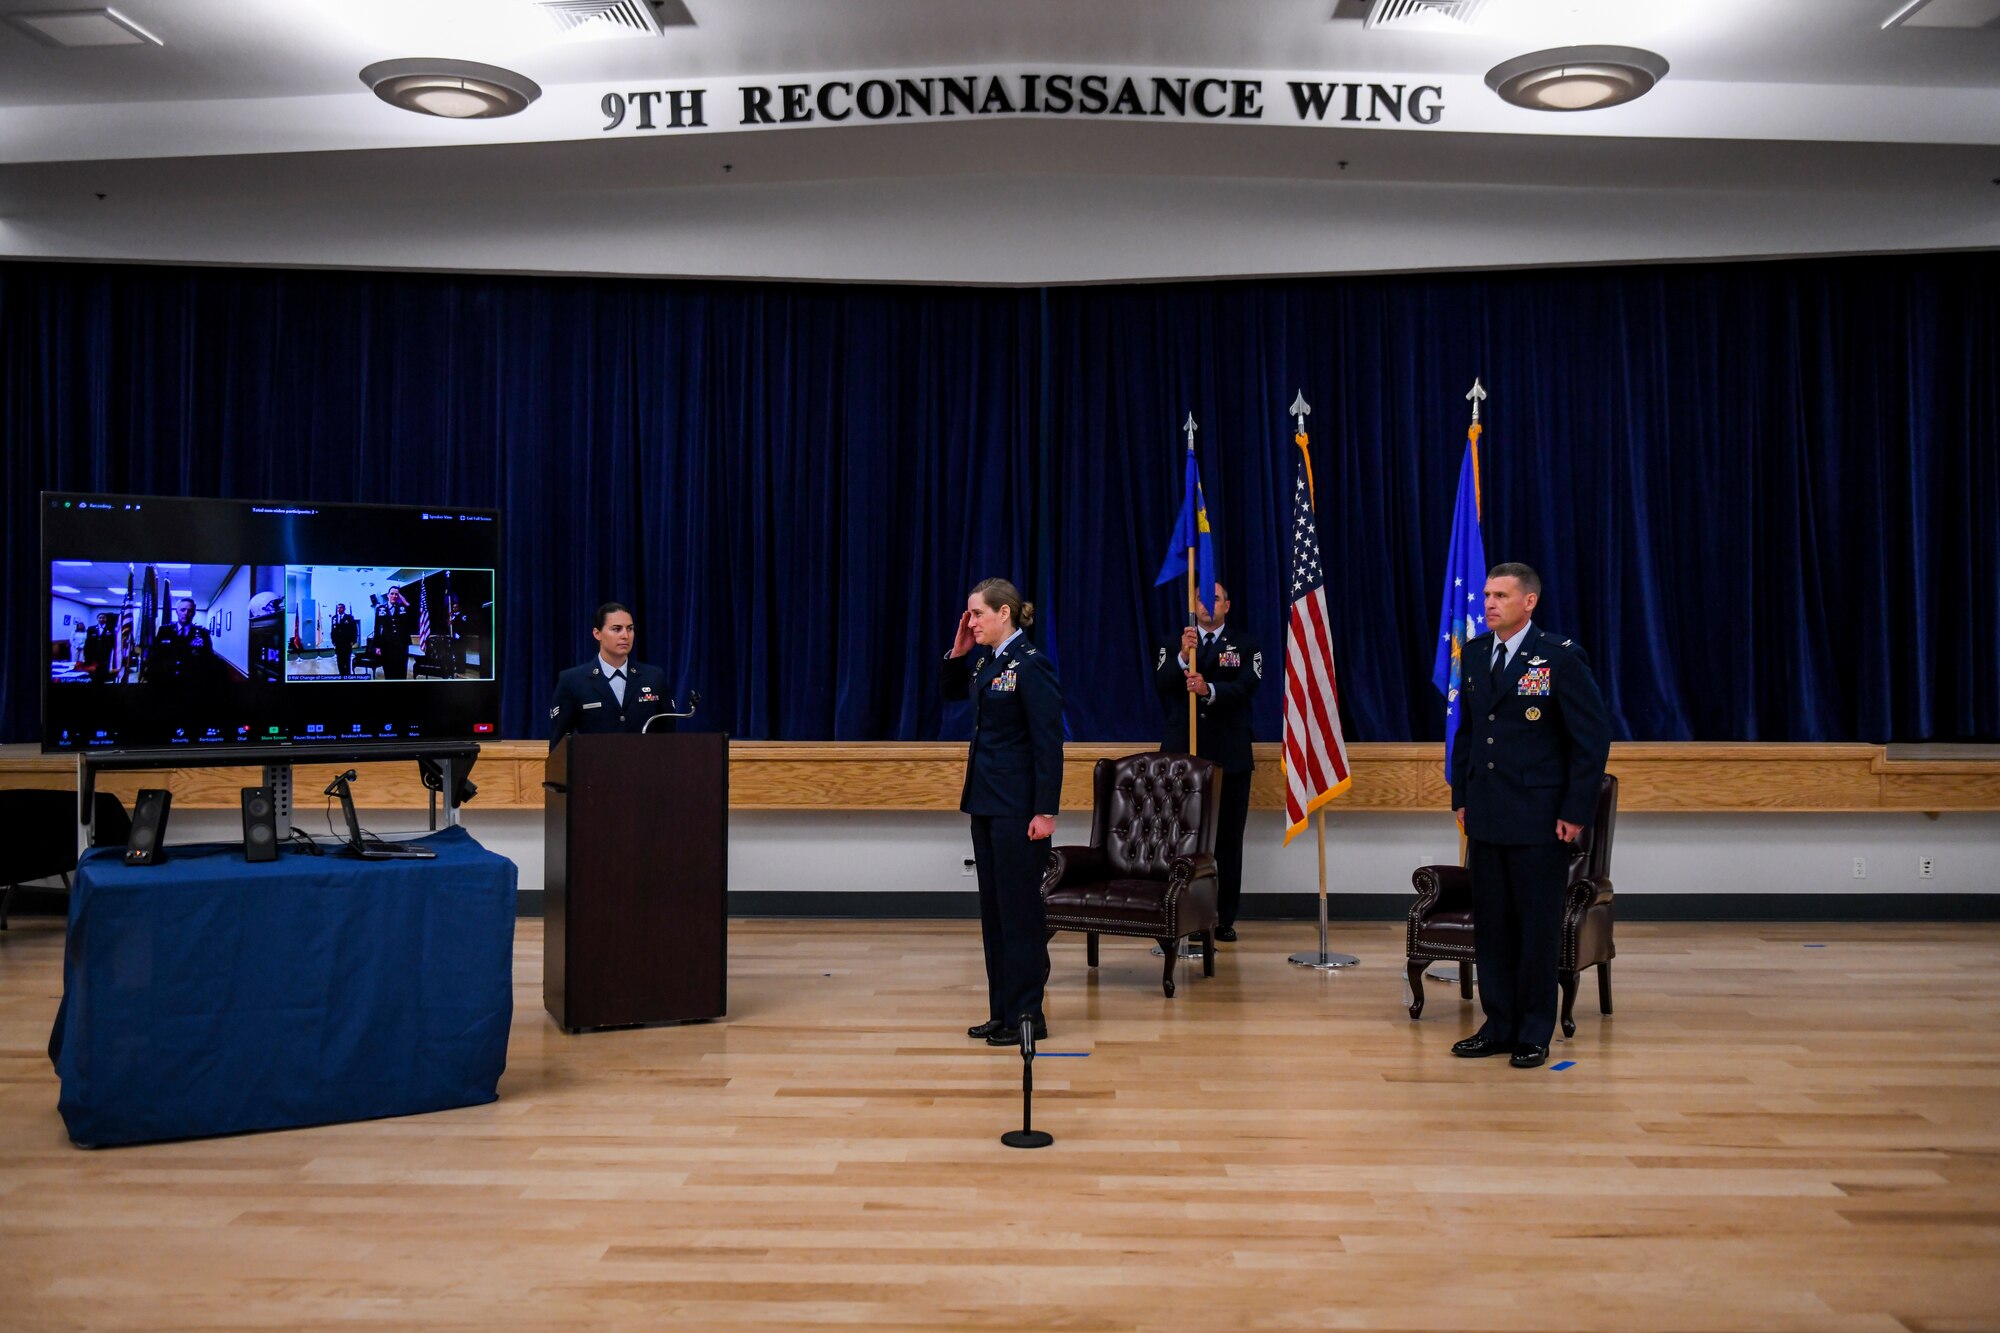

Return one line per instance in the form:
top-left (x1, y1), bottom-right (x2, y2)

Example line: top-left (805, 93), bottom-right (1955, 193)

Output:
top-left (0, 0), bottom-right (1992, 283)
top-left (1, 0), bottom-right (1995, 110)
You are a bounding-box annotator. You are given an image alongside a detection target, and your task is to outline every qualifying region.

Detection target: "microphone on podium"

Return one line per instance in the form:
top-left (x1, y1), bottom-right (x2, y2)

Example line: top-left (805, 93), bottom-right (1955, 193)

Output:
top-left (641, 690), bottom-right (701, 733)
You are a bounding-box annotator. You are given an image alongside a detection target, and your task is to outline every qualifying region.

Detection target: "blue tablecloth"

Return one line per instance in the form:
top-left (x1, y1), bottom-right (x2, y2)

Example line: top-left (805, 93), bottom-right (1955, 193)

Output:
top-left (50, 826), bottom-right (515, 1147)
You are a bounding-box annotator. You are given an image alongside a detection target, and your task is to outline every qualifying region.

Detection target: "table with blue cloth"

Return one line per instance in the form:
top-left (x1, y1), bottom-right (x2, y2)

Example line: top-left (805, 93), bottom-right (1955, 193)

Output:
top-left (49, 826), bottom-right (515, 1148)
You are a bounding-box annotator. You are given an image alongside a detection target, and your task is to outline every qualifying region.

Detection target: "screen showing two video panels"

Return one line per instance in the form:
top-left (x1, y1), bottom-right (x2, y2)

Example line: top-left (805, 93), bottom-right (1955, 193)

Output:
top-left (43, 494), bottom-right (501, 753)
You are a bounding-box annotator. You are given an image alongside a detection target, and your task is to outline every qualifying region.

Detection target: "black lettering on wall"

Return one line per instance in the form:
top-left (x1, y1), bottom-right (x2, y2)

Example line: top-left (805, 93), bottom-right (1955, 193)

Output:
top-left (940, 76), bottom-right (977, 115)
top-left (895, 77), bottom-right (934, 117)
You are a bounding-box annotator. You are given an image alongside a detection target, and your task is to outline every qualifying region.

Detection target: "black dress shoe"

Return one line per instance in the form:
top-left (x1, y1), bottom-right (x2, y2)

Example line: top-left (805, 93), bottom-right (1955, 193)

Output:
top-left (1451, 1033), bottom-right (1515, 1058)
top-left (967, 1019), bottom-right (1006, 1040)
top-left (1510, 1044), bottom-right (1549, 1069)
top-left (985, 1019), bottom-right (1050, 1047)
top-left (1213, 926), bottom-right (1237, 942)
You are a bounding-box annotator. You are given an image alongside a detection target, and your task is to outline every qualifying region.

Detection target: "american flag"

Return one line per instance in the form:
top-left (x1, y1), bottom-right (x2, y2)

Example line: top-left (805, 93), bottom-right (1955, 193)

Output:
top-left (1282, 432), bottom-right (1352, 844)
top-left (415, 578), bottom-right (431, 645)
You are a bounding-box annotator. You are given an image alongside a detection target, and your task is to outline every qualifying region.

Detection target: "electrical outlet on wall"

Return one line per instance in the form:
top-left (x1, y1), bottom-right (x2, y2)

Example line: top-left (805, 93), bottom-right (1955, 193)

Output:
top-left (1919, 857), bottom-right (1935, 879)
top-left (1852, 856), bottom-right (1867, 879)
top-left (961, 858), bottom-right (976, 878)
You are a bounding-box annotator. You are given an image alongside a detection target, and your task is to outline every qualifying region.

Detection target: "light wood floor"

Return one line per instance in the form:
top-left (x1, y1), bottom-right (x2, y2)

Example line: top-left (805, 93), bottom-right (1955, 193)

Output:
top-left (4, 918), bottom-right (1999, 1331)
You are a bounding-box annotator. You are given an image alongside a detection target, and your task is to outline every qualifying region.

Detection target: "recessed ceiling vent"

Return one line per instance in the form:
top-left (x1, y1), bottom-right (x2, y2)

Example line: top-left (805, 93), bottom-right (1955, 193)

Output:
top-left (533, 0), bottom-right (665, 39)
top-left (1363, 0), bottom-right (1491, 30)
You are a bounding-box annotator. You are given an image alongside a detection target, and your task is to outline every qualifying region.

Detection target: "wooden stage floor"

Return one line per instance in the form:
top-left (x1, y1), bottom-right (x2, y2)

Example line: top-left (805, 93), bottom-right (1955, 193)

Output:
top-left (4, 919), bottom-right (1998, 1331)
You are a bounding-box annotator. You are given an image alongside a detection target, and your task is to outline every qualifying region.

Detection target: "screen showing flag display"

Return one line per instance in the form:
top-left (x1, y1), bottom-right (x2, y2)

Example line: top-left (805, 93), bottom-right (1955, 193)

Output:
top-left (42, 494), bottom-right (501, 753)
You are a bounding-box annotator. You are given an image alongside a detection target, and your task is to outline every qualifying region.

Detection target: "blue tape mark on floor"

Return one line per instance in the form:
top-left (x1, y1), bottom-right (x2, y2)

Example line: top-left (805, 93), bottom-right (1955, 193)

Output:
top-left (1036, 1052), bottom-right (1090, 1058)
top-left (1803, 944), bottom-right (1827, 949)
top-left (1550, 1060), bottom-right (1575, 1071)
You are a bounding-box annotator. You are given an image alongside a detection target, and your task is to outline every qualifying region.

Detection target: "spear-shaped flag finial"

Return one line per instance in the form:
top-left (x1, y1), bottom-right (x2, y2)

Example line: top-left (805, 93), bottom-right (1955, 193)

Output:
top-left (1290, 391), bottom-right (1311, 434)
top-left (1465, 377), bottom-right (1487, 424)
top-left (1183, 411), bottom-right (1198, 452)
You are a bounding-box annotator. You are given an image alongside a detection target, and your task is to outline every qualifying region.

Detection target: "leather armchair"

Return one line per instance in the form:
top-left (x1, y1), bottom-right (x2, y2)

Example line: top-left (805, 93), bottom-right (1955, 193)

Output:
top-left (1405, 773), bottom-right (1619, 1038)
top-left (1041, 752), bottom-right (1221, 998)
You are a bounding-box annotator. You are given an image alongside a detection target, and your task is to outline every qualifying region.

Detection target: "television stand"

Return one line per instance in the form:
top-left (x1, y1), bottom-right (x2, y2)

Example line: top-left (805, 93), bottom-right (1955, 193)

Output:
top-left (75, 742), bottom-right (480, 847)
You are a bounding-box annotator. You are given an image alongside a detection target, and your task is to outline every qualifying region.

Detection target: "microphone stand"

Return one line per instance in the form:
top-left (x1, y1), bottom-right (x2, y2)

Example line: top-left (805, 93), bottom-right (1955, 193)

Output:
top-left (1000, 1014), bottom-right (1054, 1150)
top-left (639, 691), bottom-right (701, 734)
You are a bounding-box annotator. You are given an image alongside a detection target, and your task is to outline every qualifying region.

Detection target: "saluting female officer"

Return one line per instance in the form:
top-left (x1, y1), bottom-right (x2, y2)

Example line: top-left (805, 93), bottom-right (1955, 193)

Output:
top-left (942, 578), bottom-right (1064, 1048)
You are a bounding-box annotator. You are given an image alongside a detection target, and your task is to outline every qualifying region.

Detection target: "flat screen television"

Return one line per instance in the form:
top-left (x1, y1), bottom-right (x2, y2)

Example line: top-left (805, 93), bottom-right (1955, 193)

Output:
top-left (42, 493), bottom-right (501, 755)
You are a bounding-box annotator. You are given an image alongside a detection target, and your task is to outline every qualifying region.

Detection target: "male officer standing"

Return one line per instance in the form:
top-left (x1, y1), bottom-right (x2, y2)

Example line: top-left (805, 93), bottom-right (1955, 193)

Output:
top-left (1154, 581), bottom-right (1261, 941)
top-left (548, 602), bottom-right (675, 746)
top-left (329, 603), bottom-right (359, 677)
top-left (142, 597), bottom-right (219, 685)
top-left (1448, 563), bottom-right (1611, 1069)
top-left (377, 587), bottom-right (417, 680)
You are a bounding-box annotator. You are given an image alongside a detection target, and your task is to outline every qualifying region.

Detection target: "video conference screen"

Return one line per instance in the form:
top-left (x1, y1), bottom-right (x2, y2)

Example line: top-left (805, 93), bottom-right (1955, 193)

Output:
top-left (42, 493), bottom-right (501, 754)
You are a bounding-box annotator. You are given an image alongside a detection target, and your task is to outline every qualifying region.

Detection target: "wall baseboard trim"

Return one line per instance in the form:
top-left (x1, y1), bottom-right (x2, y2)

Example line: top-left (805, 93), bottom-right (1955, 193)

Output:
top-left (503, 889), bottom-right (2000, 923)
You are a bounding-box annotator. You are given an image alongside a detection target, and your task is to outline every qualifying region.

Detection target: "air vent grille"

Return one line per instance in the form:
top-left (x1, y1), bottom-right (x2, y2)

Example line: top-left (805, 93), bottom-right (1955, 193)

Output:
top-left (533, 0), bottom-right (663, 39)
top-left (1363, 0), bottom-right (1491, 30)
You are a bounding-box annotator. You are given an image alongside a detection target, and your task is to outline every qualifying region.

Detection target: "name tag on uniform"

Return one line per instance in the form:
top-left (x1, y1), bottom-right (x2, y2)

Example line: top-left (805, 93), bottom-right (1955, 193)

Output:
top-left (1219, 650), bottom-right (1241, 667)
top-left (1518, 667), bottom-right (1551, 696)
top-left (990, 669), bottom-right (1018, 692)
top-left (581, 701), bottom-right (602, 710)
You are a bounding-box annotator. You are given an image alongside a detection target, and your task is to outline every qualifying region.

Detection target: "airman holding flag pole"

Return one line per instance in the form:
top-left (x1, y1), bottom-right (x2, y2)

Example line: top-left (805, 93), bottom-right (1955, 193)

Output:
top-left (1154, 411), bottom-right (1216, 753)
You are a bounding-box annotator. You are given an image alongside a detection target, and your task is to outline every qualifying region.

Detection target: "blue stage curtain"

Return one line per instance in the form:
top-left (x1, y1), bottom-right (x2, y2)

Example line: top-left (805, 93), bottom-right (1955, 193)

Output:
top-left (4, 253), bottom-right (1995, 744)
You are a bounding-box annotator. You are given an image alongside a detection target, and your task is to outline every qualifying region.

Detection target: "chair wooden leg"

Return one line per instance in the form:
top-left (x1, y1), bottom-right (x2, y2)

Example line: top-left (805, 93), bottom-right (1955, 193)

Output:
top-left (1458, 961), bottom-right (1473, 1001)
top-left (1597, 961), bottom-right (1613, 1015)
top-left (1157, 938), bottom-right (1178, 998)
top-left (1087, 932), bottom-right (1100, 969)
top-left (1405, 960), bottom-right (1426, 1019)
top-left (1201, 932), bottom-right (1215, 977)
top-left (0, 882), bottom-right (13, 931)
top-left (1559, 969), bottom-right (1579, 1039)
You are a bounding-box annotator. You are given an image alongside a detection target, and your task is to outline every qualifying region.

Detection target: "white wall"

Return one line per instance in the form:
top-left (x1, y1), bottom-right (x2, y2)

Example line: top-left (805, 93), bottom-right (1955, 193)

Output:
top-left (158, 805), bottom-right (2000, 904)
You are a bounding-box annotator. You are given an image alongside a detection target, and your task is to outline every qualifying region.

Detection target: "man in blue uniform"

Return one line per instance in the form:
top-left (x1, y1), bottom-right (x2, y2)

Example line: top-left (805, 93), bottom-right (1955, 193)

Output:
top-left (943, 579), bottom-right (1064, 1048)
top-left (1155, 581), bottom-right (1261, 941)
top-left (548, 602), bottom-right (676, 746)
top-left (142, 597), bottom-right (219, 686)
top-left (329, 603), bottom-right (359, 677)
top-left (1448, 563), bottom-right (1611, 1069)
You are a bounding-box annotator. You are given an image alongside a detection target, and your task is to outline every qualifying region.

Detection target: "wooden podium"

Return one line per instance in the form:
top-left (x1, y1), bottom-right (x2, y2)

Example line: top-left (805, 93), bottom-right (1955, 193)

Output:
top-left (543, 733), bottom-right (727, 1032)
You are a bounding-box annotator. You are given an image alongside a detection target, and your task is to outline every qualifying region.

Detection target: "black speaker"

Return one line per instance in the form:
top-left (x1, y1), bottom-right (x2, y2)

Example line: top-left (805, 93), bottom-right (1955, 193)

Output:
top-left (241, 786), bottom-right (278, 863)
top-left (123, 788), bottom-right (173, 866)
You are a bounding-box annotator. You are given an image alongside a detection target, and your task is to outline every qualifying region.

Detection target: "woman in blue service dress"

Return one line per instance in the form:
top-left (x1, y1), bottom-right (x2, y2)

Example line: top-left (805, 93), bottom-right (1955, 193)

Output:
top-left (941, 578), bottom-right (1064, 1048)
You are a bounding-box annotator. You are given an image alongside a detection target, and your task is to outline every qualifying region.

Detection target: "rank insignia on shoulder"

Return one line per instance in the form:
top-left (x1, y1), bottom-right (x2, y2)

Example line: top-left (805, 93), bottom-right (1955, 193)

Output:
top-left (1561, 639), bottom-right (1573, 648)
top-left (549, 705), bottom-right (560, 719)
top-left (990, 669), bottom-right (1018, 693)
top-left (1525, 706), bottom-right (1543, 721)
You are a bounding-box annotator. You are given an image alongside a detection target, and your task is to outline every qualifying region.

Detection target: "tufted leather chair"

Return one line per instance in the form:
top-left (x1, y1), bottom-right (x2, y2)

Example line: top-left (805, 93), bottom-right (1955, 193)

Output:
top-left (1405, 773), bottom-right (1618, 1037)
top-left (1040, 752), bottom-right (1221, 998)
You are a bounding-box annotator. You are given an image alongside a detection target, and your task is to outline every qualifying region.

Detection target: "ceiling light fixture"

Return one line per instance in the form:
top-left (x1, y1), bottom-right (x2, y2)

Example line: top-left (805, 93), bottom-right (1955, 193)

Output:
top-left (358, 58), bottom-right (542, 119)
top-left (1485, 45), bottom-right (1669, 111)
